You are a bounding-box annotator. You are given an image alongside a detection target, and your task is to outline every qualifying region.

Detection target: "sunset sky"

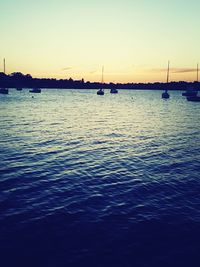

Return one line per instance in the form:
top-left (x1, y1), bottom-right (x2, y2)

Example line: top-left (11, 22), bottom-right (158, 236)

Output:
top-left (0, 0), bottom-right (200, 83)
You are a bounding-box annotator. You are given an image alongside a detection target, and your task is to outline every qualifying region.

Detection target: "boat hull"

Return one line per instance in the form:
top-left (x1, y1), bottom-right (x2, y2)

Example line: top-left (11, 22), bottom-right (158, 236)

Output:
top-left (187, 96), bottom-right (200, 102)
top-left (110, 89), bottom-right (118, 94)
top-left (182, 91), bottom-right (198, 97)
top-left (0, 88), bottom-right (9, 94)
top-left (29, 89), bottom-right (41, 93)
top-left (97, 89), bottom-right (104, 95)
top-left (162, 91), bottom-right (170, 99)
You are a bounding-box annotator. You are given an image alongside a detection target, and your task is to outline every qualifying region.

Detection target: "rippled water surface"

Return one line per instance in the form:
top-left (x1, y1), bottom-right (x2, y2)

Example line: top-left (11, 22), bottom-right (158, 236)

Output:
top-left (1, 89), bottom-right (200, 267)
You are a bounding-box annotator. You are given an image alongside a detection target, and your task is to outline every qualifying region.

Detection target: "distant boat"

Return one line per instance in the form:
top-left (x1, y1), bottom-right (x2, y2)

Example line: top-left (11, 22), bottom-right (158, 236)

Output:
top-left (187, 95), bottom-right (200, 102)
top-left (182, 64), bottom-right (198, 97)
top-left (182, 88), bottom-right (197, 97)
top-left (16, 87), bottom-right (22, 91)
top-left (97, 89), bottom-right (104, 95)
top-left (29, 88), bottom-right (41, 93)
top-left (162, 61), bottom-right (170, 99)
top-left (97, 66), bottom-right (104, 95)
top-left (0, 87), bottom-right (9, 94)
top-left (0, 58), bottom-right (9, 95)
top-left (110, 88), bottom-right (118, 94)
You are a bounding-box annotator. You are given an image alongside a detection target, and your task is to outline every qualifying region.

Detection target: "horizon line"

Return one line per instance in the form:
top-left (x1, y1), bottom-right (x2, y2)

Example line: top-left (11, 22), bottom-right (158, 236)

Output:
top-left (0, 71), bottom-right (199, 85)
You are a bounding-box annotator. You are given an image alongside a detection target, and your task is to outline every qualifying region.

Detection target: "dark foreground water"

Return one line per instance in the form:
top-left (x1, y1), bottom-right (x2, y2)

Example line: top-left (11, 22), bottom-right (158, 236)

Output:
top-left (0, 89), bottom-right (200, 267)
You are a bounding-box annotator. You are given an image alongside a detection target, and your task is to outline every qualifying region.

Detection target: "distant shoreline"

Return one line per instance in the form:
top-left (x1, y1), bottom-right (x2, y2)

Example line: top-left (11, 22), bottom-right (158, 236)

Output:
top-left (7, 87), bottom-right (199, 91)
top-left (0, 72), bottom-right (199, 90)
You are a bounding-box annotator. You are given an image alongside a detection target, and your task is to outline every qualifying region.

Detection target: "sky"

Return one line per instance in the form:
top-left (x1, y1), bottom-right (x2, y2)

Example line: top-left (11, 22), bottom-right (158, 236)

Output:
top-left (0, 0), bottom-right (200, 83)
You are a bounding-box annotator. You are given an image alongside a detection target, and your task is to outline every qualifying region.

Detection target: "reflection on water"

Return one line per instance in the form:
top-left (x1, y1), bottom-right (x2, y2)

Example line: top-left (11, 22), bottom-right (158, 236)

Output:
top-left (0, 89), bottom-right (200, 267)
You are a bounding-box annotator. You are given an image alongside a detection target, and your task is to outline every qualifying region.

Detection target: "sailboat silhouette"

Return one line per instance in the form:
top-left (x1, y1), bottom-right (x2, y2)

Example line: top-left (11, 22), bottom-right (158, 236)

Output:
top-left (0, 58), bottom-right (9, 95)
top-left (187, 63), bottom-right (200, 102)
top-left (162, 61), bottom-right (170, 99)
top-left (183, 63), bottom-right (198, 97)
top-left (97, 66), bottom-right (104, 95)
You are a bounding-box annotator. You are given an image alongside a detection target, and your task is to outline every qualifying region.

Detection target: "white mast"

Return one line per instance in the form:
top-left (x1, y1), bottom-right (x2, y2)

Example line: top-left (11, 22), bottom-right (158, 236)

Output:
top-left (3, 58), bottom-right (6, 74)
top-left (101, 66), bottom-right (104, 84)
top-left (166, 60), bottom-right (170, 83)
top-left (197, 63), bottom-right (199, 82)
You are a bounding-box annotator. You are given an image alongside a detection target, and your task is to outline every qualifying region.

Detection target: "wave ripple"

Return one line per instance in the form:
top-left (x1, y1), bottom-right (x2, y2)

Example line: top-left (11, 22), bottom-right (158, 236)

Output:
top-left (1, 89), bottom-right (200, 267)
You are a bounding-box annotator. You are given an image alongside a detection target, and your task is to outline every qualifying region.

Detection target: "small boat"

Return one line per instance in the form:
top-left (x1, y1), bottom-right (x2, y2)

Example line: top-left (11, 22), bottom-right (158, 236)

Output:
top-left (97, 66), bottom-right (104, 95)
top-left (187, 95), bottom-right (200, 102)
top-left (0, 59), bottom-right (9, 95)
top-left (29, 88), bottom-right (41, 93)
top-left (182, 89), bottom-right (198, 97)
top-left (162, 90), bottom-right (170, 99)
top-left (182, 64), bottom-right (199, 96)
top-left (110, 88), bottom-right (118, 94)
top-left (162, 61), bottom-right (170, 99)
top-left (97, 89), bottom-right (104, 95)
top-left (16, 87), bottom-right (22, 91)
top-left (187, 77), bottom-right (200, 102)
top-left (0, 88), bottom-right (9, 94)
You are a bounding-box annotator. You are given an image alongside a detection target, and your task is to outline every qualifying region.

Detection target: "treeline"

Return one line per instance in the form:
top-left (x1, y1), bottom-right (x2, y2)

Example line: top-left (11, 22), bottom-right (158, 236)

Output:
top-left (0, 72), bottom-right (199, 90)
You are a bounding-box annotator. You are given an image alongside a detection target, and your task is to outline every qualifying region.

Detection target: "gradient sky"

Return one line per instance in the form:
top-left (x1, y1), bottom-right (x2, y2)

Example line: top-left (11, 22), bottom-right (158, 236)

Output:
top-left (0, 0), bottom-right (200, 83)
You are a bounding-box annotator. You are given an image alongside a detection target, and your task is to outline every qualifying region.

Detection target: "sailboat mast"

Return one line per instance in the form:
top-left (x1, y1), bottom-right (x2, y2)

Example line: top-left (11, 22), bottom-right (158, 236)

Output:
top-left (97, 66), bottom-right (105, 95)
top-left (101, 66), bottom-right (104, 84)
top-left (3, 58), bottom-right (6, 74)
top-left (197, 63), bottom-right (199, 82)
top-left (166, 60), bottom-right (170, 83)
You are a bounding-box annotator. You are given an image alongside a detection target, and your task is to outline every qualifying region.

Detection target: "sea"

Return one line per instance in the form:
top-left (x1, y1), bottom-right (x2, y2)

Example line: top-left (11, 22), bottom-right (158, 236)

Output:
top-left (0, 89), bottom-right (200, 267)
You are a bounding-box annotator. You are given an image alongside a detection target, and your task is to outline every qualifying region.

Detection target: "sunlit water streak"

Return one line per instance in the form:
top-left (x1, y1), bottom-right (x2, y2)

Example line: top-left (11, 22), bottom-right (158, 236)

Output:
top-left (0, 89), bottom-right (200, 267)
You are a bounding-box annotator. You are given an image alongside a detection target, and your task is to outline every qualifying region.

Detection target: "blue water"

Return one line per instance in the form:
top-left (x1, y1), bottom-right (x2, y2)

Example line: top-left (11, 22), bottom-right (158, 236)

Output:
top-left (0, 89), bottom-right (200, 267)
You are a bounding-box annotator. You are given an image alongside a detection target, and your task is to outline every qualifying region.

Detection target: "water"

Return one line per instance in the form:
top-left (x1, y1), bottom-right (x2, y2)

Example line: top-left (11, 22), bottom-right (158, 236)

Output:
top-left (0, 89), bottom-right (200, 267)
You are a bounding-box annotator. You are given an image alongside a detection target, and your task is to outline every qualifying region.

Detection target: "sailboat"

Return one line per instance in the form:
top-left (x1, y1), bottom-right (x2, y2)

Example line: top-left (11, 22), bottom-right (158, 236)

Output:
top-left (110, 87), bottom-right (118, 94)
top-left (0, 58), bottom-right (9, 95)
top-left (182, 64), bottom-right (198, 97)
top-left (97, 66), bottom-right (104, 95)
top-left (29, 88), bottom-right (41, 93)
top-left (162, 61), bottom-right (170, 99)
top-left (182, 85), bottom-right (197, 97)
top-left (187, 63), bottom-right (200, 102)
top-left (187, 95), bottom-right (200, 102)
